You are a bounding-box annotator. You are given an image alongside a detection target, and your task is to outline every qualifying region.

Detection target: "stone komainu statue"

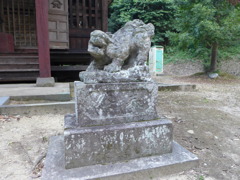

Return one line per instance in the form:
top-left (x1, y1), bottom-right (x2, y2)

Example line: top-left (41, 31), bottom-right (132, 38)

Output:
top-left (87, 19), bottom-right (155, 73)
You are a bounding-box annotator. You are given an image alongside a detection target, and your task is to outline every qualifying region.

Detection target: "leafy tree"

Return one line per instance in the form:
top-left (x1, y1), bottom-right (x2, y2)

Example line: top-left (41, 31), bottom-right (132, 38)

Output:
top-left (168, 0), bottom-right (240, 72)
top-left (108, 0), bottom-right (176, 45)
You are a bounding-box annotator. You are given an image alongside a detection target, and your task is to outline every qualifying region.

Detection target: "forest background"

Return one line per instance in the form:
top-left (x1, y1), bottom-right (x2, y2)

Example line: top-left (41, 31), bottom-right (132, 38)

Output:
top-left (108, 0), bottom-right (240, 73)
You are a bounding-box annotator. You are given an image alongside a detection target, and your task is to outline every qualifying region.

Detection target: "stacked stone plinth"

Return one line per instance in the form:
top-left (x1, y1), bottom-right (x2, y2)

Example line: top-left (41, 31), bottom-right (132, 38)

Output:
top-left (64, 81), bottom-right (173, 169)
top-left (42, 19), bottom-right (198, 180)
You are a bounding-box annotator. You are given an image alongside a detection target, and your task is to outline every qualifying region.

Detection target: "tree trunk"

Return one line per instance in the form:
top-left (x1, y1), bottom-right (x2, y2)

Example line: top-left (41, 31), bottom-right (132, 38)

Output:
top-left (210, 42), bottom-right (218, 72)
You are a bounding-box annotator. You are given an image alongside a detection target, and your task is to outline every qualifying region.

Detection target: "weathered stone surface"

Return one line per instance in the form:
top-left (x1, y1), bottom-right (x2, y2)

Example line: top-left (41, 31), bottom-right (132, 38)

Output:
top-left (64, 114), bottom-right (77, 130)
top-left (74, 81), bottom-right (159, 127)
top-left (80, 65), bottom-right (152, 83)
top-left (79, 19), bottom-right (154, 83)
top-left (88, 19), bottom-right (154, 73)
top-left (158, 83), bottom-right (197, 91)
top-left (64, 119), bottom-right (173, 169)
top-left (0, 96), bottom-right (10, 106)
top-left (36, 77), bottom-right (55, 87)
top-left (42, 136), bottom-right (199, 180)
top-left (208, 73), bottom-right (219, 79)
top-left (0, 102), bottom-right (74, 116)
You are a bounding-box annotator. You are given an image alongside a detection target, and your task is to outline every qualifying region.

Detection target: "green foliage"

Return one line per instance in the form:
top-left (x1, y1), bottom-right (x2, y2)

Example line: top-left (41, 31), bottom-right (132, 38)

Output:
top-left (167, 0), bottom-right (240, 70)
top-left (198, 175), bottom-right (205, 180)
top-left (108, 0), bottom-right (240, 70)
top-left (217, 71), bottom-right (239, 79)
top-left (164, 46), bottom-right (196, 64)
top-left (218, 41), bottom-right (240, 60)
top-left (171, 0), bottom-right (240, 45)
top-left (108, 0), bottom-right (176, 45)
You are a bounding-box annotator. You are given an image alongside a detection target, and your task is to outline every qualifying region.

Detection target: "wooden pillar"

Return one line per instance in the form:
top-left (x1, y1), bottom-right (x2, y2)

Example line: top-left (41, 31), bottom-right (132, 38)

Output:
top-left (35, 0), bottom-right (51, 77)
top-left (102, 0), bottom-right (108, 32)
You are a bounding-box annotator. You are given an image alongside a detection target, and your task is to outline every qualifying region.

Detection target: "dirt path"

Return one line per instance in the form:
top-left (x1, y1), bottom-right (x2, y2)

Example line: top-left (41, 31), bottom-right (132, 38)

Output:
top-left (155, 76), bottom-right (240, 180)
top-left (0, 114), bottom-right (63, 180)
top-left (0, 76), bottom-right (240, 180)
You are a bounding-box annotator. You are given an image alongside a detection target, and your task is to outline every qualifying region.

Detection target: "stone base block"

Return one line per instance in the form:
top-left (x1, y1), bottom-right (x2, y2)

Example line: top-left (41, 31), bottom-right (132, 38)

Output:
top-left (74, 81), bottom-right (159, 127)
top-left (64, 119), bottom-right (173, 169)
top-left (0, 96), bottom-right (10, 106)
top-left (79, 66), bottom-right (152, 84)
top-left (36, 77), bottom-right (55, 87)
top-left (158, 83), bottom-right (196, 91)
top-left (42, 136), bottom-right (199, 180)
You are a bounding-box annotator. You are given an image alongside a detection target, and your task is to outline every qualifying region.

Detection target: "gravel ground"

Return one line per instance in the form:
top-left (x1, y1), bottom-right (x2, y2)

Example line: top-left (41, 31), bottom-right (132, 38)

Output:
top-left (155, 75), bottom-right (240, 180)
top-left (0, 114), bottom-right (63, 180)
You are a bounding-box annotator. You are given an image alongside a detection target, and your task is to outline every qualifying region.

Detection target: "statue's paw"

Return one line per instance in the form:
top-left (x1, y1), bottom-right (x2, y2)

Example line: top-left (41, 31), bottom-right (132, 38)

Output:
top-left (104, 64), bottom-right (121, 73)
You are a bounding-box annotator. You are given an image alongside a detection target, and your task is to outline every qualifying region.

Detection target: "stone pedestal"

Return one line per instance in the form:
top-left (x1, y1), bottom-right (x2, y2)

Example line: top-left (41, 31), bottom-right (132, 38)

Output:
top-left (64, 81), bottom-right (172, 169)
top-left (42, 81), bottom-right (199, 179)
top-left (65, 116), bottom-right (172, 169)
top-left (42, 19), bottom-right (198, 179)
top-left (42, 137), bottom-right (199, 180)
top-left (74, 81), bottom-right (159, 127)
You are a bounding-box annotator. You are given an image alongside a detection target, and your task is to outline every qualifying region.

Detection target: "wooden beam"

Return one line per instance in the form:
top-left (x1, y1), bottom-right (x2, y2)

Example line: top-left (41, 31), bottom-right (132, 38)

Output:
top-left (69, 0), bottom-right (73, 27)
top-left (95, 0), bottom-right (100, 29)
top-left (51, 65), bottom-right (88, 71)
top-left (7, 1), bottom-right (11, 34)
top-left (0, 0), bottom-right (5, 32)
top-left (102, 0), bottom-right (108, 32)
top-left (23, 0), bottom-right (26, 45)
top-left (17, 1), bottom-right (21, 45)
top-left (82, 0), bottom-right (88, 28)
top-left (12, 0), bottom-right (16, 44)
top-left (89, 0), bottom-right (92, 28)
top-left (76, 0), bottom-right (80, 28)
top-left (35, 0), bottom-right (51, 77)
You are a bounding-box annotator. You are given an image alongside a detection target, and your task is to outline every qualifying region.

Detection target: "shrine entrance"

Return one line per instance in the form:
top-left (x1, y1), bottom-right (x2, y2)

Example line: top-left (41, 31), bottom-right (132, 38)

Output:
top-left (68, 0), bottom-right (108, 52)
top-left (0, 0), bottom-right (37, 49)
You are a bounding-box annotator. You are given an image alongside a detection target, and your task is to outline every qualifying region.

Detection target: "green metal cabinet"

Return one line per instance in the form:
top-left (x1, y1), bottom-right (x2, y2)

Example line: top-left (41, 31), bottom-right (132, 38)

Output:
top-left (148, 46), bottom-right (164, 76)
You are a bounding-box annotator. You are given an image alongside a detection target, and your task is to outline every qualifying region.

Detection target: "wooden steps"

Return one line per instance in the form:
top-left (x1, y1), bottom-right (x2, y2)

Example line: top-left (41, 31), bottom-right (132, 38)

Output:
top-left (0, 55), bottom-right (39, 82)
top-left (0, 51), bottom-right (91, 82)
top-left (50, 51), bottom-right (91, 81)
